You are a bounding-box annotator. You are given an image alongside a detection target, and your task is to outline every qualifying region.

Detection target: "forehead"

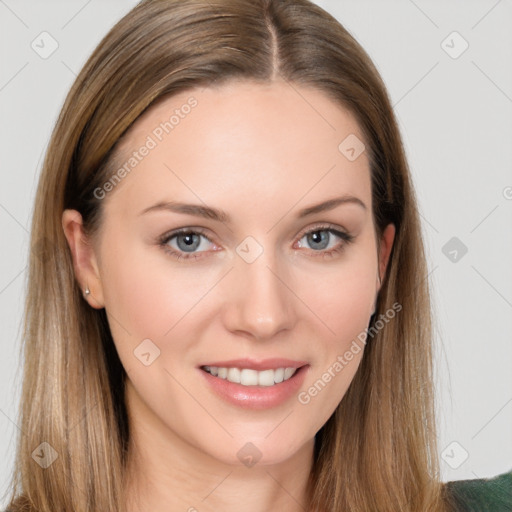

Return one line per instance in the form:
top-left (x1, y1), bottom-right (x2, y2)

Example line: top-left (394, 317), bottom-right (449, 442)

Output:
top-left (105, 80), bottom-right (371, 219)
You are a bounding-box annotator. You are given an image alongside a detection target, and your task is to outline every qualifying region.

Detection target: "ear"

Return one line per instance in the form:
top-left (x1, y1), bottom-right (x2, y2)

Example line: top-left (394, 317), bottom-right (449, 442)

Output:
top-left (62, 209), bottom-right (104, 309)
top-left (377, 223), bottom-right (395, 291)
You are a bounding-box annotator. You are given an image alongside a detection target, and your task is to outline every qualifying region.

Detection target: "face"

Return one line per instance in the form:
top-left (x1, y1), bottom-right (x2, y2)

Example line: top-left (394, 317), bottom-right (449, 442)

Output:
top-left (63, 80), bottom-right (394, 468)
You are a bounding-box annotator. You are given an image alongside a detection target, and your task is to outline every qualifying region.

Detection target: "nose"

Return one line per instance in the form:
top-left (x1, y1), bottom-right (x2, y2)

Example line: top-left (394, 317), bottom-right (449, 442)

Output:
top-left (221, 248), bottom-right (297, 341)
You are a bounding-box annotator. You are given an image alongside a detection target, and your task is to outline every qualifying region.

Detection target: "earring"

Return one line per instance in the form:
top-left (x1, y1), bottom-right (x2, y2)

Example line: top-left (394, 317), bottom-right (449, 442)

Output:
top-left (83, 286), bottom-right (90, 299)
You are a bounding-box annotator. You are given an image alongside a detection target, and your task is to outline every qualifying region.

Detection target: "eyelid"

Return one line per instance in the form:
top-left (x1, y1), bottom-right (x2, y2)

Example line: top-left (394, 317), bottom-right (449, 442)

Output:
top-left (158, 226), bottom-right (213, 243)
top-left (295, 221), bottom-right (350, 239)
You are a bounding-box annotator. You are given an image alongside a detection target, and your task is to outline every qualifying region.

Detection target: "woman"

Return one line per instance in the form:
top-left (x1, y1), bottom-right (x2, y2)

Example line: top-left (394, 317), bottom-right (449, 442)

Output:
top-left (3, 0), bottom-right (511, 510)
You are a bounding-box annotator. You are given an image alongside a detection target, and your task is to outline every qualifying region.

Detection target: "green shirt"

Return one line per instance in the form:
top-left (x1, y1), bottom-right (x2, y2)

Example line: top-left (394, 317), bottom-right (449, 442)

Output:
top-left (444, 469), bottom-right (512, 511)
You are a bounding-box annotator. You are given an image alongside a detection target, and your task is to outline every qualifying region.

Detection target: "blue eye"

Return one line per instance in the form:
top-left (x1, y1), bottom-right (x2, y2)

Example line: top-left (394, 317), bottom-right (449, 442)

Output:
top-left (158, 228), bottom-right (214, 261)
top-left (296, 227), bottom-right (354, 256)
top-left (158, 224), bottom-right (354, 262)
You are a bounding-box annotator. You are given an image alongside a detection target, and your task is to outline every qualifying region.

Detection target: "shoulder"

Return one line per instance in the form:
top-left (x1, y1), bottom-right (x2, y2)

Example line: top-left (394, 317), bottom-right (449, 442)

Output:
top-left (444, 468), bottom-right (512, 511)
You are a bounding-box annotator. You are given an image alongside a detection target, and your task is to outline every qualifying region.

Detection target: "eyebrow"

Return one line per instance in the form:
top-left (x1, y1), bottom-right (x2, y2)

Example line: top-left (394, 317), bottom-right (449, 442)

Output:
top-left (138, 195), bottom-right (366, 223)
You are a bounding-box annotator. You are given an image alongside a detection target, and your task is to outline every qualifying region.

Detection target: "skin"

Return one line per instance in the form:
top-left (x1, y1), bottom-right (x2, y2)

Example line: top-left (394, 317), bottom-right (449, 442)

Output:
top-left (63, 80), bottom-right (395, 512)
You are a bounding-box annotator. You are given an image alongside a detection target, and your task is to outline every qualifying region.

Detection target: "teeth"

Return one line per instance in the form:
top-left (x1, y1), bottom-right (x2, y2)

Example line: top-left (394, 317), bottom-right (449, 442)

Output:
top-left (274, 368), bottom-right (284, 383)
top-left (202, 366), bottom-right (299, 386)
top-left (227, 367), bottom-right (241, 383)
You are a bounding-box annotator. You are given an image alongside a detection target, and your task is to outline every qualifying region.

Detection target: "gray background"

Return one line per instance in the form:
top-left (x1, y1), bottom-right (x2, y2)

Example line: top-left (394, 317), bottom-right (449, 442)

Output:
top-left (1, 0), bottom-right (511, 504)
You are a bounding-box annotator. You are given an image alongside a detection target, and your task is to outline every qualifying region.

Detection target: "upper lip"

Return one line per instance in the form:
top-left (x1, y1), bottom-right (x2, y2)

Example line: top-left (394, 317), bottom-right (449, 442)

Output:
top-left (199, 358), bottom-right (308, 371)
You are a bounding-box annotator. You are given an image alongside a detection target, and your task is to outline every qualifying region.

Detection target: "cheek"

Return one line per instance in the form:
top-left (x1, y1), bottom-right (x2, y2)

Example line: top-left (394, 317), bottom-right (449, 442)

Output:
top-left (318, 276), bottom-right (373, 332)
top-left (295, 266), bottom-right (373, 423)
top-left (99, 234), bottom-right (203, 339)
top-left (98, 233), bottom-right (225, 381)
top-left (293, 246), bottom-right (376, 408)
top-left (297, 254), bottom-right (376, 341)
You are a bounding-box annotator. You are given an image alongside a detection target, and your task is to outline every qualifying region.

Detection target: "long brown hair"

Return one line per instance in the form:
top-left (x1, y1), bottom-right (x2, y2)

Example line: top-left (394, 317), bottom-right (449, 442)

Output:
top-left (5, 0), bottom-right (454, 510)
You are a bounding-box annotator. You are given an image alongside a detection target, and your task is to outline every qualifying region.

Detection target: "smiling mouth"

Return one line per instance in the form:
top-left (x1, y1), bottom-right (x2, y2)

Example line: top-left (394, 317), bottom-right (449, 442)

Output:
top-left (200, 365), bottom-right (304, 387)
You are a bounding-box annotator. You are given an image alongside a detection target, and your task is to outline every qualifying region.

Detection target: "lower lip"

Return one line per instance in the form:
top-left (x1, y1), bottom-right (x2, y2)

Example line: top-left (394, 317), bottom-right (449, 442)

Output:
top-left (198, 365), bottom-right (309, 410)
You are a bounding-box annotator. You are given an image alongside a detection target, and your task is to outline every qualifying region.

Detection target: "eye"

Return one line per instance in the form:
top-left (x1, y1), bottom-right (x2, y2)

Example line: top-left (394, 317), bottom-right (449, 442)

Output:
top-left (295, 224), bottom-right (355, 258)
top-left (158, 228), bottom-right (216, 261)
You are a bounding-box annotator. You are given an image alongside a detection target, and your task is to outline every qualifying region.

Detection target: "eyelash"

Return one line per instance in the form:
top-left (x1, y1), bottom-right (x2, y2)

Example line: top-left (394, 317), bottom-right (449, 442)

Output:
top-left (157, 224), bottom-right (355, 262)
